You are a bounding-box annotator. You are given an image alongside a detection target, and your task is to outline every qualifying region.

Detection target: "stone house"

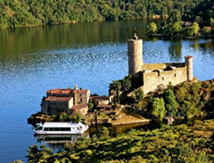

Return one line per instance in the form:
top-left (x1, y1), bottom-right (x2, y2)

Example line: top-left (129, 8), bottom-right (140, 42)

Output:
top-left (89, 96), bottom-right (113, 109)
top-left (42, 85), bottom-right (90, 116)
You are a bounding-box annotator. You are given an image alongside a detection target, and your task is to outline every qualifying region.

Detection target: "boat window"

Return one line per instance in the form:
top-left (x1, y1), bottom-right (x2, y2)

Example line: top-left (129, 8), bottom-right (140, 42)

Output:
top-left (43, 127), bottom-right (71, 132)
top-left (49, 128), bottom-right (54, 131)
top-left (54, 128), bottom-right (60, 131)
top-left (36, 127), bottom-right (42, 131)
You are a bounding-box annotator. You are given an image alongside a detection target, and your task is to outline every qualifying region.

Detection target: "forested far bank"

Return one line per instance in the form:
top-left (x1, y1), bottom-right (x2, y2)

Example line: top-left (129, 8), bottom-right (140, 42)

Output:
top-left (0, 0), bottom-right (214, 30)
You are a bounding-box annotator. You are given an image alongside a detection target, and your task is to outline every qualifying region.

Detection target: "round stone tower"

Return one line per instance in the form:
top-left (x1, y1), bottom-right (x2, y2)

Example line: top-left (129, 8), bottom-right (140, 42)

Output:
top-left (185, 55), bottom-right (193, 81)
top-left (128, 33), bottom-right (143, 75)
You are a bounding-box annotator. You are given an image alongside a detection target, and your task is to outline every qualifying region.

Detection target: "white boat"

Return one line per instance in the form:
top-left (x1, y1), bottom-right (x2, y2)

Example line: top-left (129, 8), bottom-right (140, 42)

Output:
top-left (34, 122), bottom-right (88, 135)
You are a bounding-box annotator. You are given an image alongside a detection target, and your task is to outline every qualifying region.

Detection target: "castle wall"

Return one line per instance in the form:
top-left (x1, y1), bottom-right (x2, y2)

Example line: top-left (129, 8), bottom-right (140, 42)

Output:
top-left (142, 67), bottom-right (187, 94)
top-left (142, 63), bottom-right (186, 71)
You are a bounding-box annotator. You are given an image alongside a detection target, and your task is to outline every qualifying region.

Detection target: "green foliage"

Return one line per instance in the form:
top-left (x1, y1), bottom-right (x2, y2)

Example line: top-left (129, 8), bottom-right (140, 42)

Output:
top-left (188, 22), bottom-right (200, 36)
top-left (75, 136), bottom-right (91, 150)
top-left (26, 144), bottom-right (53, 163)
top-left (1, 0), bottom-right (214, 30)
top-left (164, 88), bottom-right (179, 116)
top-left (88, 103), bottom-right (94, 110)
top-left (10, 160), bottom-right (23, 163)
top-left (132, 89), bottom-right (144, 104)
top-left (150, 97), bottom-right (165, 121)
top-left (147, 22), bottom-right (158, 34)
top-left (172, 21), bottom-right (182, 34)
top-left (203, 26), bottom-right (211, 34)
top-left (98, 127), bottom-right (109, 140)
top-left (76, 114), bottom-right (82, 122)
top-left (121, 75), bottom-right (132, 92)
top-left (26, 119), bottom-right (214, 162)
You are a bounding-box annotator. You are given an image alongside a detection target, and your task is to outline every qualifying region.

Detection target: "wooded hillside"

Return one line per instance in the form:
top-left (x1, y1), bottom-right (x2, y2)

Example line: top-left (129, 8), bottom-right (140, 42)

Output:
top-left (0, 0), bottom-right (213, 29)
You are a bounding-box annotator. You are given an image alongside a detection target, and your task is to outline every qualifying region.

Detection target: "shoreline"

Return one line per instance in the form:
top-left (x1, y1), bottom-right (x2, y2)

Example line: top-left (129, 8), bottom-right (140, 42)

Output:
top-left (147, 33), bottom-right (214, 40)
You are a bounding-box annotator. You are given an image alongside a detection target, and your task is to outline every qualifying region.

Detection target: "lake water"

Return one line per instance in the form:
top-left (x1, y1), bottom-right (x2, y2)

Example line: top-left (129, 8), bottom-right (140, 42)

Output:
top-left (0, 20), bottom-right (214, 162)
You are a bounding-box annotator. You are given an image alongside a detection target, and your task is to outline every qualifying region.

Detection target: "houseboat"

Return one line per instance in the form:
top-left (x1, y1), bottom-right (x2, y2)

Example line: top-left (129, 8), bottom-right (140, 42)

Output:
top-left (34, 122), bottom-right (88, 135)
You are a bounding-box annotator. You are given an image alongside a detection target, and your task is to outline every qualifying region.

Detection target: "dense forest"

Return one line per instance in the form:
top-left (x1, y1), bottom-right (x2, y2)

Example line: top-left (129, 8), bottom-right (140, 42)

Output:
top-left (0, 0), bottom-right (214, 30)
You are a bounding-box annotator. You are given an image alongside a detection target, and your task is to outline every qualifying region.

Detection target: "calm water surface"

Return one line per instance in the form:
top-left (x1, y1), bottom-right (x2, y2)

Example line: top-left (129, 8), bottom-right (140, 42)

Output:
top-left (0, 20), bottom-right (214, 162)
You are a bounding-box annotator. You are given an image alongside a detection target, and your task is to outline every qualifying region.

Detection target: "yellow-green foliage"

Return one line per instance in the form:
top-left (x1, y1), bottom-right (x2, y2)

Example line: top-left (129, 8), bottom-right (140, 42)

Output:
top-left (26, 119), bottom-right (214, 162)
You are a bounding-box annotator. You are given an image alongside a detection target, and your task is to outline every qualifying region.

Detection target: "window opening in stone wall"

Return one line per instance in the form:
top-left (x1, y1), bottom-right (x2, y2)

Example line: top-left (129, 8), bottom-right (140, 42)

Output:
top-left (162, 77), bottom-right (164, 80)
top-left (174, 74), bottom-right (176, 77)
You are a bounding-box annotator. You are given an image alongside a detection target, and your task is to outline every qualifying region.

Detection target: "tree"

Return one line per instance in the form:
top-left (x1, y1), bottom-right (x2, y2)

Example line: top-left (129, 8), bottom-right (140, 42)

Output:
top-left (109, 80), bottom-right (121, 103)
top-left (164, 88), bottom-right (179, 116)
top-left (203, 26), bottom-right (211, 34)
top-left (150, 97), bottom-right (165, 121)
top-left (98, 127), bottom-right (109, 140)
top-left (147, 22), bottom-right (158, 34)
top-left (26, 144), bottom-right (52, 163)
top-left (172, 21), bottom-right (182, 34)
top-left (122, 75), bottom-right (132, 92)
top-left (10, 160), bottom-right (23, 163)
top-left (132, 89), bottom-right (144, 104)
top-left (188, 22), bottom-right (200, 36)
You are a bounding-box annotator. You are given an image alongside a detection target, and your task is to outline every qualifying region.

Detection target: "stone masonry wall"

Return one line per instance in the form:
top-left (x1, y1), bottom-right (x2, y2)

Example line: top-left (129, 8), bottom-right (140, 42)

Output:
top-left (142, 66), bottom-right (187, 94)
top-left (43, 98), bottom-right (73, 115)
top-left (128, 39), bottom-right (143, 75)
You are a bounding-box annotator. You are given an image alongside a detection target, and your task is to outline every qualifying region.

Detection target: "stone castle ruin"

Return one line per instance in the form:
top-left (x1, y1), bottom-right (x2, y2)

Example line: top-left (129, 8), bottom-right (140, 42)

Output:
top-left (128, 34), bottom-right (193, 94)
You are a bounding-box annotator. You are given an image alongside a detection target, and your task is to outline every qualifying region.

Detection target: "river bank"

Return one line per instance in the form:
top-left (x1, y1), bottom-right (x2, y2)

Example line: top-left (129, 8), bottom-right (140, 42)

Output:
top-left (147, 33), bottom-right (214, 40)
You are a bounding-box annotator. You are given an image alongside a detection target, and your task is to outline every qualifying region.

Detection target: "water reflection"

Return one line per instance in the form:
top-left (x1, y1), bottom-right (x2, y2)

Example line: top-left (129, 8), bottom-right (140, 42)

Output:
top-left (89, 122), bottom-right (150, 137)
top-left (198, 40), bottom-right (214, 52)
top-left (35, 134), bottom-right (81, 144)
top-left (35, 134), bottom-right (89, 145)
top-left (0, 19), bottom-right (163, 61)
top-left (168, 39), bottom-right (182, 60)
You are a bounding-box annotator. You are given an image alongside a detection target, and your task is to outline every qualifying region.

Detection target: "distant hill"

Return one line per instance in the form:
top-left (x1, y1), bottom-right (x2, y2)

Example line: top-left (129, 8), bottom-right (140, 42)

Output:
top-left (0, 0), bottom-right (213, 29)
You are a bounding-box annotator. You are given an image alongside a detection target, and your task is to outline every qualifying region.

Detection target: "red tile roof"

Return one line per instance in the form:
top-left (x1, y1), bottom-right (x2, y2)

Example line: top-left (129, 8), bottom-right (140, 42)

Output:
top-left (45, 96), bottom-right (73, 102)
top-left (71, 104), bottom-right (88, 110)
top-left (185, 55), bottom-right (193, 59)
top-left (47, 89), bottom-right (73, 94)
top-left (47, 89), bottom-right (89, 95)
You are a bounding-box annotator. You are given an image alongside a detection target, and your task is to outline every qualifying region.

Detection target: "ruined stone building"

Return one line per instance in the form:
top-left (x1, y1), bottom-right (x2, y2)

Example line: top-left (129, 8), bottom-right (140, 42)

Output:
top-left (42, 85), bottom-right (90, 116)
top-left (128, 34), bottom-right (193, 94)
